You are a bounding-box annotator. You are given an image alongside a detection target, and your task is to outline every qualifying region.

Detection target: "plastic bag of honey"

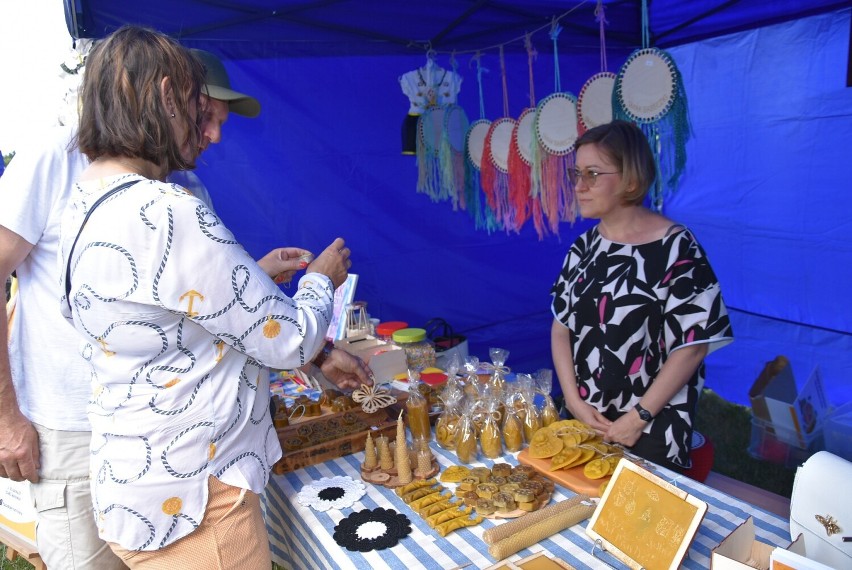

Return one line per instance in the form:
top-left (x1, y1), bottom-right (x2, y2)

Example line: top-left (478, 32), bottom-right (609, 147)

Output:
top-left (501, 386), bottom-right (524, 453)
top-left (435, 378), bottom-right (463, 450)
top-left (480, 394), bottom-right (503, 459)
top-left (454, 398), bottom-right (479, 464)
top-left (535, 368), bottom-right (560, 427)
top-left (514, 374), bottom-right (542, 443)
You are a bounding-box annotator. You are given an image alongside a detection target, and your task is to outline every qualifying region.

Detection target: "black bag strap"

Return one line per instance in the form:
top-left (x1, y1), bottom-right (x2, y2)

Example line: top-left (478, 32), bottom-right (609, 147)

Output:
top-left (64, 181), bottom-right (138, 311)
top-left (424, 317), bottom-right (453, 340)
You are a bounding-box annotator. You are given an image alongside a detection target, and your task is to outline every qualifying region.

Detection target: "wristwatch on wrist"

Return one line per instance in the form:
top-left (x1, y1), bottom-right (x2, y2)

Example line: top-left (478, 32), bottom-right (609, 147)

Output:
top-left (634, 403), bottom-right (654, 422)
top-left (312, 340), bottom-right (334, 368)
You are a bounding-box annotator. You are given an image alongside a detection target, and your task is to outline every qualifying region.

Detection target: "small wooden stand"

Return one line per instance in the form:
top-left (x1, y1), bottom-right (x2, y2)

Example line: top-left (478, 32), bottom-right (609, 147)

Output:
top-left (586, 458), bottom-right (707, 570)
top-left (360, 458), bottom-right (440, 488)
top-left (0, 526), bottom-right (46, 570)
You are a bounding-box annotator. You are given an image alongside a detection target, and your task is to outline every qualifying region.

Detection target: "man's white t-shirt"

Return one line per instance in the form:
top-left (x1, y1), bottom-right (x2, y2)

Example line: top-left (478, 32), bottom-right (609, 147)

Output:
top-left (0, 126), bottom-right (215, 431)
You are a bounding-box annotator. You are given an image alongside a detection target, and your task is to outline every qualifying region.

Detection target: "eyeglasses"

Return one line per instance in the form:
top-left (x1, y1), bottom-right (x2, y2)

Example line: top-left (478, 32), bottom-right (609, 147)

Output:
top-left (569, 168), bottom-right (621, 187)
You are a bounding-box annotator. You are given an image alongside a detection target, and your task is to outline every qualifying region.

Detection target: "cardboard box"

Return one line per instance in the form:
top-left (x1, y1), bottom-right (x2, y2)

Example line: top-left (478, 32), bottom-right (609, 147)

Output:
top-left (711, 516), bottom-right (805, 569)
top-left (770, 545), bottom-right (836, 570)
top-left (334, 334), bottom-right (407, 383)
top-left (749, 357), bottom-right (829, 449)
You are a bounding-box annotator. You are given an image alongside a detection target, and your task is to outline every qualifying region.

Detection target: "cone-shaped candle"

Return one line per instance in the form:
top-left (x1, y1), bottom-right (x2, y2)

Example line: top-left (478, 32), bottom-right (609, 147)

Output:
top-left (395, 410), bottom-right (413, 484)
top-left (363, 431), bottom-right (377, 470)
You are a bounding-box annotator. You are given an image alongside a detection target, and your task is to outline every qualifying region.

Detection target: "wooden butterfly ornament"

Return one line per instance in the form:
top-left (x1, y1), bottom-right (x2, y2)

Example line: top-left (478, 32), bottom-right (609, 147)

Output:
top-left (351, 384), bottom-right (397, 414)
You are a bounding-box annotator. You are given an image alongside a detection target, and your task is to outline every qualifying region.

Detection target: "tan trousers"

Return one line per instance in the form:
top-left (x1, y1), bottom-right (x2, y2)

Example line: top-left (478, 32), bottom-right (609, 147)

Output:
top-left (109, 476), bottom-right (271, 570)
top-left (30, 423), bottom-right (127, 570)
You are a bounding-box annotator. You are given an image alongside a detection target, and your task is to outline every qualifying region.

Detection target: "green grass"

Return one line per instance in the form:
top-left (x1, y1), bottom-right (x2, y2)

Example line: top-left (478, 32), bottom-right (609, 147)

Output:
top-left (695, 388), bottom-right (795, 497)
top-left (0, 544), bottom-right (33, 570)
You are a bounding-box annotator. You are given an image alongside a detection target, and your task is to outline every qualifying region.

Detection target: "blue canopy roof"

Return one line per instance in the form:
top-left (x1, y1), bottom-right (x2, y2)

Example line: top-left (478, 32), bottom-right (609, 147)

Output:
top-left (65, 0), bottom-right (847, 56)
top-left (59, 1), bottom-right (852, 408)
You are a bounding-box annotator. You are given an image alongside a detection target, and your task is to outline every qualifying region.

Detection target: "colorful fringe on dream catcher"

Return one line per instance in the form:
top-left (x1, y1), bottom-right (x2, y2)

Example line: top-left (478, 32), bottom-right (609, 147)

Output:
top-left (538, 144), bottom-right (576, 232)
top-left (613, 0), bottom-right (691, 211)
top-left (415, 105), bottom-right (441, 201)
top-left (506, 34), bottom-right (538, 235)
top-left (464, 54), bottom-right (500, 233)
top-left (438, 55), bottom-right (469, 211)
top-left (480, 46), bottom-right (514, 231)
top-left (507, 129), bottom-right (531, 233)
top-left (531, 20), bottom-right (578, 237)
top-left (439, 105), bottom-right (469, 211)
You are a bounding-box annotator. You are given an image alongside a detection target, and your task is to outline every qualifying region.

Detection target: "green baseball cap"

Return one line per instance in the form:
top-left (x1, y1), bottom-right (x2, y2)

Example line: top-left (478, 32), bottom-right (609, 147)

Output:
top-left (191, 49), bottom-right (261, 118)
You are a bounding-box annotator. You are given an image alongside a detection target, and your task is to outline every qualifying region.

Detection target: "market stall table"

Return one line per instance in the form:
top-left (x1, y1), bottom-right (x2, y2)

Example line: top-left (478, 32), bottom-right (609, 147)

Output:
top-left (263, 442), bottom-right (790, 569)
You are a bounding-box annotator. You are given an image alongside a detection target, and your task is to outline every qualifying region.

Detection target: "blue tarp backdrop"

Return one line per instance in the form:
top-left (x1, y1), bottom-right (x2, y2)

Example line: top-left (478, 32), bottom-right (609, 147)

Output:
top-left (65, 2), bottom-right (852, 408)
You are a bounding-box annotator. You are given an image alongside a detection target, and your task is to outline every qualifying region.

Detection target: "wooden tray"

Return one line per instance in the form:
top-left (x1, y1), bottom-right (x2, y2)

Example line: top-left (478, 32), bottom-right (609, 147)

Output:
top-left (361, 458), bottom-right (440, 488)
top-left (517, 448), bottom-right (611, 497)
top-left (273, 404), bottom-right (402, 474)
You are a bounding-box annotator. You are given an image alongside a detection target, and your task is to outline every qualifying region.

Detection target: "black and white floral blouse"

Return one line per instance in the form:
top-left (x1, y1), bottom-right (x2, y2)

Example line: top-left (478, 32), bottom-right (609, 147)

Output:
top-left (551, 225), bottom-right (733, 467)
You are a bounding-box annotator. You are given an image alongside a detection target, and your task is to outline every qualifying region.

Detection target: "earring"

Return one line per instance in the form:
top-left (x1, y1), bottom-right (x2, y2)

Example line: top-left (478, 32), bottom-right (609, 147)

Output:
top-left (170, 112), bottom-right (176, 118)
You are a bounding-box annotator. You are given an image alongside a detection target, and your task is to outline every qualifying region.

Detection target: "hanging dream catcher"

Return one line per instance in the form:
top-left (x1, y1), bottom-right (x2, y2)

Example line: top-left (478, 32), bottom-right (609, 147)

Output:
top-left (507, 34), bottom-right (539, 235)
top-left (536, 92), bottom-right (579, 157)
top-left (578, 73), bottom-right (616, 133)
top-left (532, 20), bottom-right (578, 236)
top-left (615, 48), bottom-right (678, 124)
top-left (462, 53), bottom-right (499, 232)
top-left (577, 1), bottom-right (616, 135)
top-left (480, 46), bottom-right (516, 232)
top-left (535, 91), bottom-right (579, 233)
top-left (509, 107), bottom-right (537, 233)
top-left (613, 0), bottom-right (690, 211)
top-left (413, 52), bottom-right (465, 205)
top-left (416, 105), bottom-right (448, 202)
top-left (483, 116), bottom-right (517, 230)
top-left (440, 102), bottom-right (470, 211)
top-left (466, 119), bottom-right (492, 172)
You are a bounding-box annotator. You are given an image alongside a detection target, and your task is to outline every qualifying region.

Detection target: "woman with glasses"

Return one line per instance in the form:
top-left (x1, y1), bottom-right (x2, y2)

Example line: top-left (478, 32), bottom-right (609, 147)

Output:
top-left (550, 120), bottom-right (733, 473)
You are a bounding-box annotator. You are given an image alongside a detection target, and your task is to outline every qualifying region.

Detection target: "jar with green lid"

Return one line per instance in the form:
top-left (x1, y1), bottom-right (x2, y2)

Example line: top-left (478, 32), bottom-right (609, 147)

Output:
top-left (392, 327), bottom-right (436, 371)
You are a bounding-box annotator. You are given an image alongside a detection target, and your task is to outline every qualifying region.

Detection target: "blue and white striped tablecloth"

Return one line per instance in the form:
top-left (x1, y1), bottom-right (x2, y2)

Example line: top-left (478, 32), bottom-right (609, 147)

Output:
top-left (263, 442), bottom-right (790, 569)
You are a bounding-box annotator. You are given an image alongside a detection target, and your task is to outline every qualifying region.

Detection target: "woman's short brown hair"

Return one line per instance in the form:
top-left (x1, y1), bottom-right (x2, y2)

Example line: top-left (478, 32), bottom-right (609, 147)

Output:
top-left (77, 25), bottom-right (206, 172)
top-left (575, 120), bottom-right (657, 205)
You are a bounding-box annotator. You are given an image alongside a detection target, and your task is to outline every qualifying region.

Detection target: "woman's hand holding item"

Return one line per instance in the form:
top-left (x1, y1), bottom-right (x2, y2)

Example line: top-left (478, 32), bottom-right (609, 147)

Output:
top-left (307, 237), bottom-right (350, 289)
top-left (257, 247), bottom-right (313, 284)
top-left (319, 349), bottom-right (373, 391)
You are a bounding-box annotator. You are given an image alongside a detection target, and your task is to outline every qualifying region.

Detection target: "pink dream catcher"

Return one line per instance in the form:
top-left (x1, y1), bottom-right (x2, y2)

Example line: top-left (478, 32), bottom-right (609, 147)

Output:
top-left (506, 34), bottom-right (542, 236)
top-left (480, 46), bottom-right (517, 232)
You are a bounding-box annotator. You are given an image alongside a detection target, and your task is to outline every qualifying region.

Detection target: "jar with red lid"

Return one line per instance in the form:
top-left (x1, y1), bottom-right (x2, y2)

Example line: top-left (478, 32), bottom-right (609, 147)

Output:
top-left (375, 321), bottom-right (408, 342)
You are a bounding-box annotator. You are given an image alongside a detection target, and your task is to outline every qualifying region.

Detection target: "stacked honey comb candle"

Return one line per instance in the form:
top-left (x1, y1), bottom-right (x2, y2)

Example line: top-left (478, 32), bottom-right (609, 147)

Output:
top-left (361, 409), bottom-right (438, 487)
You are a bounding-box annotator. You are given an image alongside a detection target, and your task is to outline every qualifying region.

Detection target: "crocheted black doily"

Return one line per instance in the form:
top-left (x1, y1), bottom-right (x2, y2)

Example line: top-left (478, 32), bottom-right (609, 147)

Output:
top-left (333, 507), bottom-right (412, 552)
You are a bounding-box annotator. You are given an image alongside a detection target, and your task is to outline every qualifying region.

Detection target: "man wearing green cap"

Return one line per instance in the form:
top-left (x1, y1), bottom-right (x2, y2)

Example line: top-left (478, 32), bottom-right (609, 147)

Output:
top-left (0, 47), bottom-right (369, 569)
